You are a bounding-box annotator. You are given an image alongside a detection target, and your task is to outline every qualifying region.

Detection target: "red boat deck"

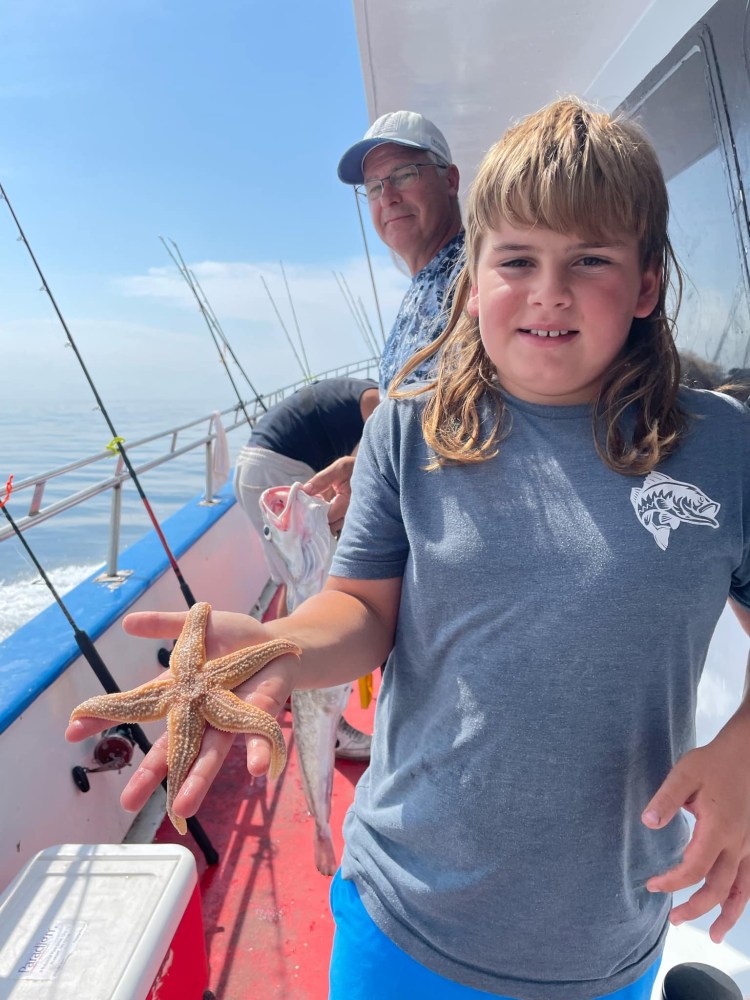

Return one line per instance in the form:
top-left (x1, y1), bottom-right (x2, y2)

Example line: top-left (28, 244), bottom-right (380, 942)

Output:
top-left (154, 629), bottom-right (376, 999)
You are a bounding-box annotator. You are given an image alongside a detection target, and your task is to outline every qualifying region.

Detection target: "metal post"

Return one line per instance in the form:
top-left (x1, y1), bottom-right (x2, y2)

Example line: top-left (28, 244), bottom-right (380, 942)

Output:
top-left (205, 440), bottom-right (214, 502)
top-left (106, 482), bottom-right (123, 577)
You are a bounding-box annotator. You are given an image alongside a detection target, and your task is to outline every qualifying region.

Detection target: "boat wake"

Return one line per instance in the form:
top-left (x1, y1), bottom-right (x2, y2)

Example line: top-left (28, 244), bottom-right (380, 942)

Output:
top-left (0, 563), bottom-right (101, 642)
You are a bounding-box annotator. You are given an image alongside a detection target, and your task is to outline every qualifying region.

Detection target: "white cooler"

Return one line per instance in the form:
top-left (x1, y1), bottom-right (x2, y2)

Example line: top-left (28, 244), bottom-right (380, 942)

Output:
top-left (0, 844), bottom-right (209, 1000)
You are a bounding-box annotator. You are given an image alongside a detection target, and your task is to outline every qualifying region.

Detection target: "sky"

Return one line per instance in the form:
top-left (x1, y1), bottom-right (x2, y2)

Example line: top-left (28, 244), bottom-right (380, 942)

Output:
top-left (0, 0), bottom-right (410, 424)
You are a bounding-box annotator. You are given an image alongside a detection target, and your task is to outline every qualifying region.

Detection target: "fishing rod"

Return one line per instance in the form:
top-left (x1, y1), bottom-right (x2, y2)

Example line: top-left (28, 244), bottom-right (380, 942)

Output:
top-left (260, 274), bottom-right (311, 380)
top-left (181, 263), bottom-right (269, 415)
top-left (278, 260), bottom-right (312, 378)
top-left (183, 255), bottom-right (268, 412)
top-left (333, 270), bottom-right (379, 356)
top-left (160, 237), bottom-right (267, 419)
top-left (0, 182), bottom-right (197, 609)
top-left (340, 270), bottom-right (380, 356)
top-left (356, 294), bottom-right (380, 354)
top-left (0, 491), bottom-right (218, 865)
top-left (353, 188), bottom-right (386, 346)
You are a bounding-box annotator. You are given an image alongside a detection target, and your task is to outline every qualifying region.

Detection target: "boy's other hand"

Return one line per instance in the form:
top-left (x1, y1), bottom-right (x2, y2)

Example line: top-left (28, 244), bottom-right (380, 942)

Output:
top-left (641, 722), bottom-right (750, 943)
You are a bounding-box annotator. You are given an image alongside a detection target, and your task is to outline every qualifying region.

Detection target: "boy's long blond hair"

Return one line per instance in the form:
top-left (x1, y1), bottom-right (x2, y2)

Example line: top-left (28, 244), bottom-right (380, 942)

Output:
top-left (391, 97), bottom-right (686, 475)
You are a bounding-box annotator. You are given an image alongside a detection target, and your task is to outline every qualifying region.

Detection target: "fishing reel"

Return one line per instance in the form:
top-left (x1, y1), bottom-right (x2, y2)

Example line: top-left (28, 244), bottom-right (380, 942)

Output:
top-left (662, 963), bottom-right (741, 999)
top-left (157, 645), bottom-right (172, 668)
top-left (71, 725), bottom-right (136, 792)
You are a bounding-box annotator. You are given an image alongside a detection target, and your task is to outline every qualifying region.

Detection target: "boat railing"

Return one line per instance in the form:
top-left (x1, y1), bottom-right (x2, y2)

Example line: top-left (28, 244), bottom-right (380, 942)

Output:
top-left (259, 356), bottom-right (379, 407)
top-left (0, 357), bottom-right (379, 579)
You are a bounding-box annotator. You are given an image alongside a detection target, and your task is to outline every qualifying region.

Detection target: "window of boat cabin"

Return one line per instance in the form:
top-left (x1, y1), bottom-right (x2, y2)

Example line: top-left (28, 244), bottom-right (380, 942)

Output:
top-left (622, 0), bottom-right (750, 373)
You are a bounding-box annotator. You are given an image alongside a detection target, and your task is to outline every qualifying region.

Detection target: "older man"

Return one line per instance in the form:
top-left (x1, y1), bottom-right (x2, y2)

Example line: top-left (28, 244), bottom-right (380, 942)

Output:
top-left (337, 110), bottom-right (464, 392)
top-left (305, 113), bottom-right (465, 523)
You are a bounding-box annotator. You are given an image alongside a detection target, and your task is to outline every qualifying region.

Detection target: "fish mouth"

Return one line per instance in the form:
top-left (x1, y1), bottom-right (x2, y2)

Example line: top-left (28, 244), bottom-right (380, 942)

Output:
top-left (681, 503), bottom-right (720, 525)
top-left (261, 484), bottom-right (296, 529)
top-left (519, 328), bottom-right (579, 338)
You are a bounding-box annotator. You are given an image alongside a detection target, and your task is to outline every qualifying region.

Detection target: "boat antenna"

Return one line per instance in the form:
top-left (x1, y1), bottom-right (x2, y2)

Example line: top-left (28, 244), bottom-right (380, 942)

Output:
top-left (260, 274), bottom-right (311, 380)
top-left (353, 188), bottom-right (386, 346)
top-left (278, 260), bottom-right (312, 378)
top-left (333, 271), bottom-right (379, 356)
top-left (0, 492), bottom-right (218, 865)
top-left (0, 181), bottom-right (197, 608)
top-left (159, 237), bottom-right (267, 421)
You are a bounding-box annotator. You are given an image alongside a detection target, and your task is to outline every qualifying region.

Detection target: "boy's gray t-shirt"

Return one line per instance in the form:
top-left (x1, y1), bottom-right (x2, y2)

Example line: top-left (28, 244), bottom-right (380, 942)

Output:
top-left (329, 387), bottom-right (750, 1000)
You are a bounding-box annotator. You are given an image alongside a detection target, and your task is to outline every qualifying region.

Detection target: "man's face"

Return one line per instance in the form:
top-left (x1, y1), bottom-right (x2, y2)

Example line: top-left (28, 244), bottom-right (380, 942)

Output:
top-left (362, 143), bottom-right (459, 274)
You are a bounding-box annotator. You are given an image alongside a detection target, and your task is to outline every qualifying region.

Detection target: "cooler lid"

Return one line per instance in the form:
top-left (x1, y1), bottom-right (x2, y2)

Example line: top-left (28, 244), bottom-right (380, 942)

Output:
top-left (0, 843), bottom-right (198, 1000)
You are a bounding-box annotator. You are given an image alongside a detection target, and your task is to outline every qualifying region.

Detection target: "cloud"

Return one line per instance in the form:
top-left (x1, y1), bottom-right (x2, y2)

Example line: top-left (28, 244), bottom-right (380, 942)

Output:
top-left (0, 254), bottom-right (411, 417)
top-left (115, 254), bottom-right (410, 375)
top-left (117, 254), bottom-right (408, 314)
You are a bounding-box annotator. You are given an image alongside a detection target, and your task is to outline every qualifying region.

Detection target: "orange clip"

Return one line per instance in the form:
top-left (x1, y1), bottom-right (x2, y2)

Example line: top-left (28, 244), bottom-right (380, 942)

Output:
top-left (0, 475), bottom-right (13, 508)
top-left (358, 672), bottom-right (373, 710)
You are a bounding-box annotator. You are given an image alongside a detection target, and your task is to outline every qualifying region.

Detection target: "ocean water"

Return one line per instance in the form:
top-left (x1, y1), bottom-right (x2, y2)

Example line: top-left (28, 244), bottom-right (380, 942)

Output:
top-left (0, 397), bottom-right (248, 641)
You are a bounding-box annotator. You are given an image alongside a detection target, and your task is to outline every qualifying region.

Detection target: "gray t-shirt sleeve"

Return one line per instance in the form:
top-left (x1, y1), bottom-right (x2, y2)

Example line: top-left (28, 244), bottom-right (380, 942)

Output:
top-left (330, 398), bottom-right (410, 581)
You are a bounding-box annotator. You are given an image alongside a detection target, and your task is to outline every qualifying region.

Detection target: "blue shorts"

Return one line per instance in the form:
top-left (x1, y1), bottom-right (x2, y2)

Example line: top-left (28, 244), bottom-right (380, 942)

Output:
top-left (329, 871), bottom-right (660, 1000)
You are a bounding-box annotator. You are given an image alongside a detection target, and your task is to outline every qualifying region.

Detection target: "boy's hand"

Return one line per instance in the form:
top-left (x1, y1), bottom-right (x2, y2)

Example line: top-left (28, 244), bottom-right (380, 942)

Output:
top-left (642, 723), bottom-right (750, 942)
top-left (65, 610), bottom-right (298, 827)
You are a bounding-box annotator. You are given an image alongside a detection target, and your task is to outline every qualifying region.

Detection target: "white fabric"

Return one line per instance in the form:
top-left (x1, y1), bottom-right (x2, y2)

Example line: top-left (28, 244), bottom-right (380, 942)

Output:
top-left (210, 411), bottom-right (230, 493)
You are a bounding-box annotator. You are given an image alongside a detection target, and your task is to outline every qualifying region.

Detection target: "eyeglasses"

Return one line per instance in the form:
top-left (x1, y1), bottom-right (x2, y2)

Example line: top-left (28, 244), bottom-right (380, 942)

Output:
top-left (356, 162), bottom-right (447, 201)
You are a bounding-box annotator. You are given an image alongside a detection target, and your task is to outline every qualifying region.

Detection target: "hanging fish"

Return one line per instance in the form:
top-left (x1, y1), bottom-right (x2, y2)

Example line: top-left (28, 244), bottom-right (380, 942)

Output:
top-left (260, 482), bottom-right (353, 876)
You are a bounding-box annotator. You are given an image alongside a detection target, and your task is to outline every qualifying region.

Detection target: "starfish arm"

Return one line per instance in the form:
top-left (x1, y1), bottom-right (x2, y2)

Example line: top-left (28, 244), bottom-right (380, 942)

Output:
top-left (70, 676), bottom-right (174, 724)
top-left (202, 690), bottom-right (287, 780)
top-left (165, 701), bottom-right (206, 835)
top-left (169, 601), bottom-right (211, 683)
top-left (203, 638), bottom-right (301, 689)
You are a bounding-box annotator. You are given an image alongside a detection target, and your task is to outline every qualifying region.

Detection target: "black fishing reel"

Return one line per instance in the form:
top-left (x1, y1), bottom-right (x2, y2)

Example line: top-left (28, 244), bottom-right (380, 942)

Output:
top-left (662, 963), bottom-right (742, 999)
top-left (157, 645), bottom-right (172, 668)
top-left (71, 725), bottom-right (136, 792)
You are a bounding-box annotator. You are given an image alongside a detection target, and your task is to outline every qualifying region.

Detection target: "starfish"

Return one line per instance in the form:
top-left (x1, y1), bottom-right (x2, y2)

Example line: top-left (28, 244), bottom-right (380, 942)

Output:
top-left (70, 601), bottom-right (300, 834)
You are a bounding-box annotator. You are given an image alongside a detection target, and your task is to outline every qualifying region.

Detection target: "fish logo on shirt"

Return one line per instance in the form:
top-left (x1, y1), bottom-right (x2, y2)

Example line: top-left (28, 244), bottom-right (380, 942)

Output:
top-left (630, 471), bottom-right (720, 551)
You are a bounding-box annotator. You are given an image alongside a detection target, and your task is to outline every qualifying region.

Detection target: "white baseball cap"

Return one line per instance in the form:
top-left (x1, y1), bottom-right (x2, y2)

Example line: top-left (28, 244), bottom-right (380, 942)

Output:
top-left (337, 111), bottom-right (452, 185)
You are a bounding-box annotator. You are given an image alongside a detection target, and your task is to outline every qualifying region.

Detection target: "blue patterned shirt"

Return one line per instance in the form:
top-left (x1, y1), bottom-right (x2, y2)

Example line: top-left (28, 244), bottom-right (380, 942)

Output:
top-left (378, 231), bottom-right (465, 392)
